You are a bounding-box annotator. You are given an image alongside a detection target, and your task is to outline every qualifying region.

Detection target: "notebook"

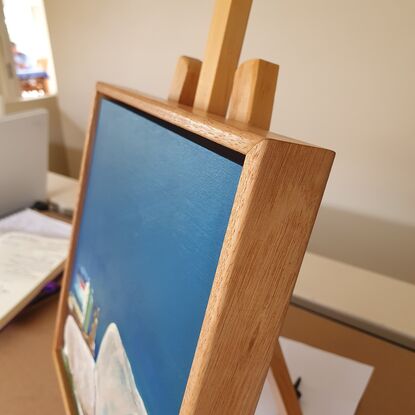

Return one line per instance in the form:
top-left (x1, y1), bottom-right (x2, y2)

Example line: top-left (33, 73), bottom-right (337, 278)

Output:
top-left (0, 209), bottom-right (71, 329)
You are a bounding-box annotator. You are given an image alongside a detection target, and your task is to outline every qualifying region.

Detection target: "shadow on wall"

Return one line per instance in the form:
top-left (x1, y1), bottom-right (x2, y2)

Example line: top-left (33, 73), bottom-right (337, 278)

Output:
top-left (60, 112), bottom-right (84, 178)
top-left (309, 205), bottom-right (415, 285)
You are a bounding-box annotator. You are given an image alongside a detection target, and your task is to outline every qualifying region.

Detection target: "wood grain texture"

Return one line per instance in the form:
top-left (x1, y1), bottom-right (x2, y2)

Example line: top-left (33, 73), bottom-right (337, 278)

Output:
top-left (180, 139), bottom-right (334, 414)
top-left (53, 83), bottom-right (334, 415)
top-left (96, 82), bottom-right (319, 154)
top-left (271, 341), bottom-right (302, 415)
top-left (226, 56), bottom-right (300, 415)
top-left (193, 0), bottom-right (253, 116)
top-left (168, 56), bottom-right (202, 107)
top-left (53, 90), bottom-right (102, 415)
top-left (228, 59), bottom-right (279, 130)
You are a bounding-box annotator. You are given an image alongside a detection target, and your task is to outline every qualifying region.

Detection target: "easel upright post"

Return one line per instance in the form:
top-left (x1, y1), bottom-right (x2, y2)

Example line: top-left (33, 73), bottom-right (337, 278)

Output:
top-left (193, 0), bottom-right (253, 116)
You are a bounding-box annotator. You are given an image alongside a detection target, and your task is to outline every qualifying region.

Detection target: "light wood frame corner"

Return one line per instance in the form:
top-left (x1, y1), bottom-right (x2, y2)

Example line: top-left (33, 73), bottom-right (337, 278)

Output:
top-left (53, 83), bottom-right (334, 415)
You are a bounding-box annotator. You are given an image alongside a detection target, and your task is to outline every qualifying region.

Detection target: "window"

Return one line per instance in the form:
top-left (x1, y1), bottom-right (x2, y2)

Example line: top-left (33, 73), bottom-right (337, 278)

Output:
top-left (1, 0), bottom-right (57, 100)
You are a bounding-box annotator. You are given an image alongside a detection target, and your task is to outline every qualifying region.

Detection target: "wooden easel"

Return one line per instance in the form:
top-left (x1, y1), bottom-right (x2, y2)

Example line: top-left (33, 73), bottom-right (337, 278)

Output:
top-left (169, 0), bottom-right (301, 413)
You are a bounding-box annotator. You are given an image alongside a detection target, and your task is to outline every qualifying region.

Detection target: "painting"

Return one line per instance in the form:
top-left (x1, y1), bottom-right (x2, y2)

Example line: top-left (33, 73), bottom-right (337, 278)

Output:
top-left (61, 98), bottom-right (243, 414)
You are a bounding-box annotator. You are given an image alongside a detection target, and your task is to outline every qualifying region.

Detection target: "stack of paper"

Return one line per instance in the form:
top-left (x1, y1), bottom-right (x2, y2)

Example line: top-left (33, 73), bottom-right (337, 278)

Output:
top-left (0, 209), bottom-right (71, 329)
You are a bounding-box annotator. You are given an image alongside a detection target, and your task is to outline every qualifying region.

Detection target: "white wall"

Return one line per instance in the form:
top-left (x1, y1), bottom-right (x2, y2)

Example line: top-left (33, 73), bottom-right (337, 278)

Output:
top-left (44, 0), bottom-right (415, 283)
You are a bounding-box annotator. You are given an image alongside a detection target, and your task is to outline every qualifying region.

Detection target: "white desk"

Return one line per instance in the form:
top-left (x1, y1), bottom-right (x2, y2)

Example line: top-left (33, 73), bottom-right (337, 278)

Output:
top-left (295, 253), bottom-right (415, 349)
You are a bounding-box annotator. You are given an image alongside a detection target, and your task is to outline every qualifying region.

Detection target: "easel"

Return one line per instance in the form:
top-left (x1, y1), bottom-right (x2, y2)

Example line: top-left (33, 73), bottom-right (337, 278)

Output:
top-left (169, 0), bottom-right (301, 413)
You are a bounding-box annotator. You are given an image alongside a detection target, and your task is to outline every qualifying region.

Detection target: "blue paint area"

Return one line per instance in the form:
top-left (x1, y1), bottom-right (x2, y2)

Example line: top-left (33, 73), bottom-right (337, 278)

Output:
top-left (69, 99), bottom-right (242, 414)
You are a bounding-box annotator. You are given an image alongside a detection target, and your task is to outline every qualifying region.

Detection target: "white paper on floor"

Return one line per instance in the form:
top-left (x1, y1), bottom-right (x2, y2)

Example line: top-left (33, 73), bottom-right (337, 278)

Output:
top-left (256, 337), bottom-right (374, 415)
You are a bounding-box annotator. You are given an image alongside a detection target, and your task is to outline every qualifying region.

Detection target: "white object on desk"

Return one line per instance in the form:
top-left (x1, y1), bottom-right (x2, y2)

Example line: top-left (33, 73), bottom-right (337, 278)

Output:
top-left (0, 109), bottom-right (48, 217)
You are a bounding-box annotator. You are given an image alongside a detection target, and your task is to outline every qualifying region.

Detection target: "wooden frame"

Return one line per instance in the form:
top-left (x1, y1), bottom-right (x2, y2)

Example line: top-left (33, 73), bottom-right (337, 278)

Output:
top-left (53, 81), bottom-right (334, 414)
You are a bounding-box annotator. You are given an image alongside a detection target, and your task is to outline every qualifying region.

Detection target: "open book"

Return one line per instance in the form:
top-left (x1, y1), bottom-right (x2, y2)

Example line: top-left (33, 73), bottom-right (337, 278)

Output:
top-left (0, 209), bottom-right (70, 329)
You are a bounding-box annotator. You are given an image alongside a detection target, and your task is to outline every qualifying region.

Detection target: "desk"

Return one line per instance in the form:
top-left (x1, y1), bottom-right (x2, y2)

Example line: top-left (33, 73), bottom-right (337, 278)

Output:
top-left (0, 296), bottom-right (413, 415)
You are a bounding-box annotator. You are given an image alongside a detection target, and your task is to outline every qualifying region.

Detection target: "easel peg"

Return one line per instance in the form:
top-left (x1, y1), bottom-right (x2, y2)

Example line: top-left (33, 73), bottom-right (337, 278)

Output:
top-left (228, 59), bottom-right (279, 130)
top-left (168, 56), bottom-right (202, 107)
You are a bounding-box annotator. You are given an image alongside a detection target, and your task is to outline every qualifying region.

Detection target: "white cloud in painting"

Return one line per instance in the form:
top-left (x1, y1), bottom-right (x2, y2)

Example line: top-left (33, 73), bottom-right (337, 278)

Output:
top-left (64, 314), bottom-right (96, 415)
top-left (95, 323), bottom-right (148, 415)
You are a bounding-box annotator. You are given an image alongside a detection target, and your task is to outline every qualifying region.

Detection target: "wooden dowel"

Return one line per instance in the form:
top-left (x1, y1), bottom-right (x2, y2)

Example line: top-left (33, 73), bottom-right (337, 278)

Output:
top-left (228, 59), bottom-right (278, 130)
top-left (271, 341), bottom-right (303, 415)
top-left (169, 56), bottom-right (202, 107)
top-left (193, 0), bottom-right (253, 116)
